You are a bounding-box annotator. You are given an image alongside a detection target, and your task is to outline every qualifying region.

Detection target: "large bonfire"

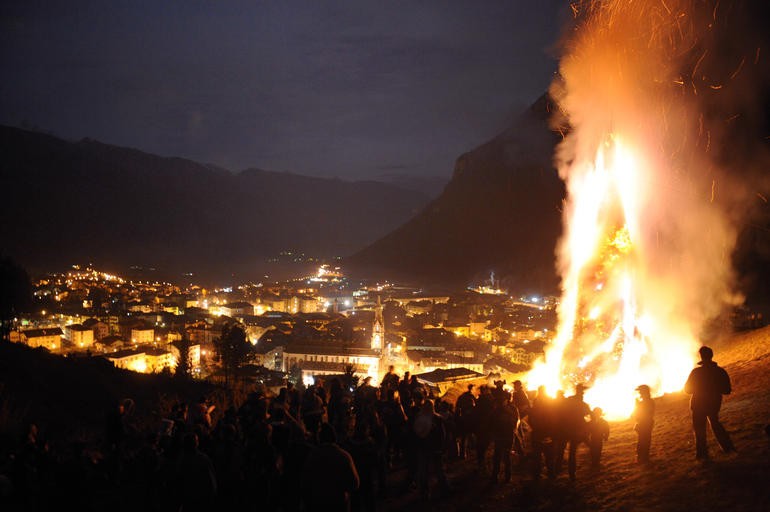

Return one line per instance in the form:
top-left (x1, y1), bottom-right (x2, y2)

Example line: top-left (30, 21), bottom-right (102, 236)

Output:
top-left (528, 0), bottom-right (759, 419)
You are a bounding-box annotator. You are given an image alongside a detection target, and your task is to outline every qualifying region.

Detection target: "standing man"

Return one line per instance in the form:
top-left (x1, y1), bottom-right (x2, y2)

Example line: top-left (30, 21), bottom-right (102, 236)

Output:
top-left (684, 346), bottom-right (736, 460)
top-left (554, 383), bottom-right (591, 481)
top-left (455, 384), bottom-right (476, 459)
top-left (632, 385), bottom-right (654, 464)
top-left (511, 380), bottom-right (531, 460)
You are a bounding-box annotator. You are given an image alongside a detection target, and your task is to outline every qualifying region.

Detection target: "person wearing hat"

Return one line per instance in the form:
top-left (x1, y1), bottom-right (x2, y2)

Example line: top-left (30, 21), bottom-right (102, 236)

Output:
top-left (587, 406), bottom-right (610, 469)
top-left (632, 384), bottom-right (655, 464)
top-left (554, 383), bottom-right (591, 480)
top-left (684, 345), bottom-right (736, 460)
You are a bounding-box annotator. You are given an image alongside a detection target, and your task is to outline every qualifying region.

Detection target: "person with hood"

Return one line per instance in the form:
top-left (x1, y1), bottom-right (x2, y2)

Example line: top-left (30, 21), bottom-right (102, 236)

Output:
top-left (684, 346), bottom-right (736, 460)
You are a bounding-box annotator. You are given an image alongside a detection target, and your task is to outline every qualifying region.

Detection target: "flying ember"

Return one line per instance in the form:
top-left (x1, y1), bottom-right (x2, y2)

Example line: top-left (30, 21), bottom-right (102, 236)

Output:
top-left (528, 0), bottom-right (744, 420)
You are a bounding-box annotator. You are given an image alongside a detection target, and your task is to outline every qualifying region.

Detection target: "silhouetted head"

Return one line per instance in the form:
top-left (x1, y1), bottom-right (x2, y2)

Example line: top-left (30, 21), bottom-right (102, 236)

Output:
top-left (513, 380), bottom-right (523, 389)
top-left (467, 384), bottom-right (475, 392)
top-left (635, 384), bottom-right (651, 398)
top-left (699, 346), bottom-right (714, 362)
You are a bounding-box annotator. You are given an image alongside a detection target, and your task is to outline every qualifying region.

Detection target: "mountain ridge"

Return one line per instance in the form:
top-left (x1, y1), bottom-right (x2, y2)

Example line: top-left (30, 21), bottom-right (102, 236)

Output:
top-left (346, 94), bottom-right (566, 295)
top-left (0, 125), bottom-right (430, 284)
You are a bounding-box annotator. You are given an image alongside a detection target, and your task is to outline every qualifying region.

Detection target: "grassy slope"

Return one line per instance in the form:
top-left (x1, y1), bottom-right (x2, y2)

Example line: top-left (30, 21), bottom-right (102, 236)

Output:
top-left (382, 325), bottom-right (770, 511)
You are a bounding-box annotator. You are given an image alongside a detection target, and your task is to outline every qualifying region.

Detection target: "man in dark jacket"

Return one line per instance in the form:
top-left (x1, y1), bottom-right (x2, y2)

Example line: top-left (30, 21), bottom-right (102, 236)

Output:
top-left (684, 346), bottom-right (736, 460)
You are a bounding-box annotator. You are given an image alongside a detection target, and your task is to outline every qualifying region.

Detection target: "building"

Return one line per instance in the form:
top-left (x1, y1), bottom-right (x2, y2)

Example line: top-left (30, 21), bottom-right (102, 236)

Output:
top-left (64, 324), bottom-right (95, 349)
top-left (187, 324), bottom-right (216, 346)
top-left (20, 327), bottom-right (63, 350)
top-left (414, 367), bottom-right (484, 396)
top-left (94, 335), bottom-right (127, 353)
top-left (144, 348), bottom-right (176, 373)
top-left (105, 348), bottom-right (147, 372)
top-left (130, 326), bottom-right (155, 344)
top-left (282, 343), bottom-right (381, 384)
top-left (222, 301), bottom-right (256, 317)
top-left (82, 318), bottom-right (110, 341)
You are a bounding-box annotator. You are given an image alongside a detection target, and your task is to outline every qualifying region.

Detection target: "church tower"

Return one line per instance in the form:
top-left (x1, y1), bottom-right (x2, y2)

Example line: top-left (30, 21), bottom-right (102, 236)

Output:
top-left (371, 295), bottom-right (384, 351)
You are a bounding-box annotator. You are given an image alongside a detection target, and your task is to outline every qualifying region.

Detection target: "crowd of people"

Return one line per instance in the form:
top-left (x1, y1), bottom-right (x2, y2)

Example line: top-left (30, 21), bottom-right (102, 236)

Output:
top-left (0, 347), bottom-right (740, 511)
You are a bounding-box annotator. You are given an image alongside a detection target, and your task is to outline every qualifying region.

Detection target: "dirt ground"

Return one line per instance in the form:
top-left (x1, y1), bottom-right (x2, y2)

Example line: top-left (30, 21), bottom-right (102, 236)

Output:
top-left (378, 326), bottom-right (770, 512)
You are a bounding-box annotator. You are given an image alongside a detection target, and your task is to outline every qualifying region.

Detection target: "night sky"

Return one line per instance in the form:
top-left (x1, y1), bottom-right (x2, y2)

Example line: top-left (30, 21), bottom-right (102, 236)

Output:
top-left (0, 1), bottom-right (568, 181)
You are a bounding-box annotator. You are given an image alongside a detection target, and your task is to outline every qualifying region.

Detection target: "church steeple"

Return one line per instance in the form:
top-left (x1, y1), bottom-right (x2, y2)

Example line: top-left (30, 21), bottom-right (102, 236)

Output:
top-left (371, 295), bottom-right (384, 351)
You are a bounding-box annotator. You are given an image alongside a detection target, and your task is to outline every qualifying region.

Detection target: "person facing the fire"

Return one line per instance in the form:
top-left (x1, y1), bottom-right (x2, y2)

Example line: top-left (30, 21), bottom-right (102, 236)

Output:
top-left (632, 385), bottom-right (654, 464)
top-left (554, 383), bottom-right (591, 480)
top-left (587, 406), bottom-right (610, 469)
top-left (684, 346), bottom-right (736, 461)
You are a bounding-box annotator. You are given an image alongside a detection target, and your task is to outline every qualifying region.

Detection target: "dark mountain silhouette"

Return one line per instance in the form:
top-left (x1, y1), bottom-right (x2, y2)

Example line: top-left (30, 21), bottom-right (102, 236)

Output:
top-left (0, 125), bottom-right (429, 283)
top-left (346, 94), bottom-right (566, 295)
top-left (347, 90), bottom-right (770, 307)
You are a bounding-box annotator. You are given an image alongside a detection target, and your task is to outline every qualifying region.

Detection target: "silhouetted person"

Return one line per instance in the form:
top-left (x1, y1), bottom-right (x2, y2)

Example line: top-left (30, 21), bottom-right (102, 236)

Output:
top-left (379, 388), bottom-right (407, 468)
top-left (174, 432), bottom-right (217, 512)
top-left (555, 383), bottom-right (590, 480)
top-left (211, 422), bottom-right (245, 509)
top-left (380, 365), bottom-right (400, 394)
top-left (328, 377), bottom-right (352, 439)
top-left (587, 407), bottom-right (609, 469)
top-left (632, 385), bottom-right (654, 464)
top-left (489, 391), bottom-right (518, 484)
top-left (345, 420), bottom-right (378, 512)
top-left (354, 376), bottom-right (378, 421)
top-left (409, 374), bottom-right (425, 398)
top-left (301, 385), bottom-right (324, 439)
top-left (398, 372), bottom-right (412, 409)
top-left (455, 384), bottom-right (476, 459)
top-left (301, 423), bottom-right (360, 511)
top-left (528, 386), bottom-right (557, 480)
top-left (189, 395), bottom-right (214, 438)
top-left (412, 399), bottom-right (449, 499)
top-left (684, 346), bottom-right (736, 460)
top-left (511, 380), bottom-right (531, 460)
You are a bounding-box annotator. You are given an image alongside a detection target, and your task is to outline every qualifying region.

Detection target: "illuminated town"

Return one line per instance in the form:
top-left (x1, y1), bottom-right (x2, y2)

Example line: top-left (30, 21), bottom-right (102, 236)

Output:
top-left (7, 263), bottom-right (557, 392)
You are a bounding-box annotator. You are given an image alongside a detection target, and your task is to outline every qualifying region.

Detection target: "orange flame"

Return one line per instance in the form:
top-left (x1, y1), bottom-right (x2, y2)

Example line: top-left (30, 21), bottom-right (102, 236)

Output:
top-left (528, 0), bottom-right (743, 420)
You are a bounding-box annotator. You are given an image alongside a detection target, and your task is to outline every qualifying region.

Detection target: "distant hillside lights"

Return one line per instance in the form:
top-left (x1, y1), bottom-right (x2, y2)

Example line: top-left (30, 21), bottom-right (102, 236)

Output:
top-left (309, 264), bottom-right (343, 283)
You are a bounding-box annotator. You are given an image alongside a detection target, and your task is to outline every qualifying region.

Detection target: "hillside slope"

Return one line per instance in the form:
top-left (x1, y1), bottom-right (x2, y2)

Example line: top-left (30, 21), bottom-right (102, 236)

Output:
top-left (382, 325), bottom-right (770, 512)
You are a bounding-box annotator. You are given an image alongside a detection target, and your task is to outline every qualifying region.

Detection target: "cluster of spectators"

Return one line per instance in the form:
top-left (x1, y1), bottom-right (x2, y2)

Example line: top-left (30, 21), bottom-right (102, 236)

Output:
top-left (0, 346), bottom-right (741, 511)
top-left (0, 372), bottom-right (624, 511)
